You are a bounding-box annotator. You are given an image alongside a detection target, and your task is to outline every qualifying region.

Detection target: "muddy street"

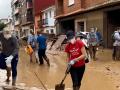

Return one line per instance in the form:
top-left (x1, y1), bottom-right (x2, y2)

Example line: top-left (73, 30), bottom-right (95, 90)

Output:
top-left (0, 48), bottom-right (120, 90)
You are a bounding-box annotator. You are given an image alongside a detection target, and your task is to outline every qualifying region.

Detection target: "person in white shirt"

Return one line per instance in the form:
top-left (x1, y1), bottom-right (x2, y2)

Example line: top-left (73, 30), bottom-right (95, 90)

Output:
top-left (112, 27), bottom-right (120, 60)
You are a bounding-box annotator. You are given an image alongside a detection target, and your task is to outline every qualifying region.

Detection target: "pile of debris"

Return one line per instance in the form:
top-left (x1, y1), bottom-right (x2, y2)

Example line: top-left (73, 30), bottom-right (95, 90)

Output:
top-left (47, 34), bottom-right (67, 55)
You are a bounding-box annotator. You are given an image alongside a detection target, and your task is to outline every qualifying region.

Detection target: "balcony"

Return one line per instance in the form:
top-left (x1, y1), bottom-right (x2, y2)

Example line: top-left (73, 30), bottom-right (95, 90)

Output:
top-left (27, 15), bottom-right (33, 22)
top-left (14, 8), bottom-right (20, 15)
top-left (13, 0), bottom-right (19, 4)
top-left (15, 20), bottom-right (20, 26)
top-left (26, 9), bottom-right (33, 22)
top-left (27, 2), bottom-right (33, 9)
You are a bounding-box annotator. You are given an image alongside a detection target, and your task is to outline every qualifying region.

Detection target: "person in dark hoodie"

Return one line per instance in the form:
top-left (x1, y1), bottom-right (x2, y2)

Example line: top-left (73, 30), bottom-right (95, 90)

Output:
top-left (0, 29), bottom-right (19, 86)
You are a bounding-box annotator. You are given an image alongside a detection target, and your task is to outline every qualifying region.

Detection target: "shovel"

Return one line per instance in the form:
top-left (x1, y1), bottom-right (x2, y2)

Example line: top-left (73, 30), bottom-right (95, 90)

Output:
top-left (55, 64), bottom-right (72, 90)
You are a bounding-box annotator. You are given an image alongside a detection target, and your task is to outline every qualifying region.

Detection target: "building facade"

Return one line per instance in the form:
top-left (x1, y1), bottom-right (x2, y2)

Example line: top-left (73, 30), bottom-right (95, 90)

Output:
top-left (33, 0), bottom-right (55, 33)
top-left (0, 19), bottom-right (9, 24)
top-left (55, 0), bottom-right (120, 48)
top-left (42, 6), bottom-right (56, 34)
top-left (11, 0), bottom-right (21, 37)
top-left (11, 0), bottom-right (34, 38)
top-left (20, 0), bottom-right (34, 37)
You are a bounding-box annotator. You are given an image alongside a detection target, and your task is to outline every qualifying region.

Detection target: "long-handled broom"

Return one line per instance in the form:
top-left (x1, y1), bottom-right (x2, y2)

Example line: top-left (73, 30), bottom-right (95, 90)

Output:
top-left (55, 64), bottom-right (72, 90)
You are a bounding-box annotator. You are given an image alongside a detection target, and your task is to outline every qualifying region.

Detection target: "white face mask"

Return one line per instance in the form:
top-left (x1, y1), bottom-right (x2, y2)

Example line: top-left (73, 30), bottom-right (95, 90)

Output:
top-left (4, 34), bottom-right (12, 39)
top-left (70, 38), bottom-right (76, 44)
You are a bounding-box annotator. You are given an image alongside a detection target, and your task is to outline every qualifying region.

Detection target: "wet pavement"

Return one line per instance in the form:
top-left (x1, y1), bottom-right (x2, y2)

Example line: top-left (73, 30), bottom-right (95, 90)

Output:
top-left (0, 48), bottom-right (120, 90)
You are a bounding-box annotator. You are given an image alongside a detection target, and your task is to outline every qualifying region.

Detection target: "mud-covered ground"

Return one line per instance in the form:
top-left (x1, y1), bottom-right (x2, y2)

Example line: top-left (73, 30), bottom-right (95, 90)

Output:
top-left (0, 48), bottom-right (120, 90)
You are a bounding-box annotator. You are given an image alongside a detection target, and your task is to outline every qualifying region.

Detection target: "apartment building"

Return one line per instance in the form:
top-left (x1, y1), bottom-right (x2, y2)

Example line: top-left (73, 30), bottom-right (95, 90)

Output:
top-left (20, 0), bottom-right (34, 37)
top-left (11, 0), bottom-right (34, 38)
top-left (0, 19), bottom-right (9, 24)
top-left (55, 0), bottom-right (120, 48)
top-left (11, 0), bottom-right (21, 37)
top-left (33, 0), bottom-right (55, 33)
top-left (42, 6), bottom-right (56, 34)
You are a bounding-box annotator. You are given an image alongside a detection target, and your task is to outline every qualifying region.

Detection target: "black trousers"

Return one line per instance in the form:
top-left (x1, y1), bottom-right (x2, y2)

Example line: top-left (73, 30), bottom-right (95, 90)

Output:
top-left (70, 65), bottom-right (85, 88)
top-left (0, 53), bottom-right (18, 79)
top-left (113, 46), bottom-right (116, 58)
top-left (38, 49), bottom-right (48, 64)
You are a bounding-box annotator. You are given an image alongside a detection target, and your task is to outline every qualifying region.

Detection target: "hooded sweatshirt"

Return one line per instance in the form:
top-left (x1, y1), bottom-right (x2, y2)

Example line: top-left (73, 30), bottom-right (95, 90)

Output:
top-left (0, 33), bottom-right (19, 56)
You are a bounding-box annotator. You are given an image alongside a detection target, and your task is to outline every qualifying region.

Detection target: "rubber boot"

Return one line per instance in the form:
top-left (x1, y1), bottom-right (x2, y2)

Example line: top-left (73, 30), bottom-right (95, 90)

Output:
top-left (6, 67), bottom-right (11, 84)
top-left (73, 86), bottom-right (80, 90)
top-left (44, 56), bottom-right (50, 66)
top-left (30, 54), bottom-right (33, 63)
top-left (73, 87), bottom-right (76, 90)
top-left (12, 78), bottom-right (16, 86)
top-left (46, 58), bottom-right (50, 66)
top-left (76, 86), bottom-right (80, 90)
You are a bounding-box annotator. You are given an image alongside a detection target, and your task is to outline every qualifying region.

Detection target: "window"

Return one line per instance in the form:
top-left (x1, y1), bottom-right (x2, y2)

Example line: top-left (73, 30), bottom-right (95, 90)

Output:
top-left (45, 13), bottom-right (48, 19)
top-left (68, 0), bottom-right (75, 6)
top-left (49, 11), bottom-right (52, 18)
top-left (78, 22), bottom-right (85, 31)
top-left (50, 29), bottom-right (54, 34)
top-left (46, 30), bottom-right (49, 33)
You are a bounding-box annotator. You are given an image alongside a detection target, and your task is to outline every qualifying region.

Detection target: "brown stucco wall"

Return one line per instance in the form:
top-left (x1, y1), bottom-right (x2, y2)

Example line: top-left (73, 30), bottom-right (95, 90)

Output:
top-left (75, 10), bottom-right (104, 36)
top-left (56, 0), bottom-right (108, 16)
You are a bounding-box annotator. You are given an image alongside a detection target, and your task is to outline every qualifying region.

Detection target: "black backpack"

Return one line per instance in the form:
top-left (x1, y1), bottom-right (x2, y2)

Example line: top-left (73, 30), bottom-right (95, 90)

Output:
top-left (111, 32), bottom-right (115, 42)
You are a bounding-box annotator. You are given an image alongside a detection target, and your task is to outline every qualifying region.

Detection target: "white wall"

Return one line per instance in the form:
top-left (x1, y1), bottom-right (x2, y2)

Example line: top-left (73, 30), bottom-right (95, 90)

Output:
top-left (44, 27), bottom-right (56, 34)
top-left (42, 6), bottom-right (56, 34)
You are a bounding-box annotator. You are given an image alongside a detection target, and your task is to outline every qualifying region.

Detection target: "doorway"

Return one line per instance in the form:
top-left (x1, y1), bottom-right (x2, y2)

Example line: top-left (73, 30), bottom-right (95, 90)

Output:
top-left (75, 19), bottom-right (86, 32)
top-left (106, 9), bottom-right (120, 48)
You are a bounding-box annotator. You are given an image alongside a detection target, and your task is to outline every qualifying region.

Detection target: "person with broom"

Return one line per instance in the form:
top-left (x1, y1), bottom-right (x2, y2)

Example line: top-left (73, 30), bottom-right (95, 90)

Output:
top-left (65, 31), bottom-right (86, 90)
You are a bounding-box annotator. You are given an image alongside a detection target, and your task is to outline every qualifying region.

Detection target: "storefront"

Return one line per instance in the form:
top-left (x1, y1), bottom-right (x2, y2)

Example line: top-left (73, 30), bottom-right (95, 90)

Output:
top-left (56, 3), bottom-right (120, 48)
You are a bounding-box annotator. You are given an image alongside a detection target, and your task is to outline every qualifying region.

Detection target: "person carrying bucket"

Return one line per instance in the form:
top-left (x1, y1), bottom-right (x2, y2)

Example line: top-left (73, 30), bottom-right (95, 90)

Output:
top-left (0, 29), bottom-right (19, 86)
top-left (65, 30), bottom-right (86, 90)
top-left (27, 30), bottom-right (38, 63)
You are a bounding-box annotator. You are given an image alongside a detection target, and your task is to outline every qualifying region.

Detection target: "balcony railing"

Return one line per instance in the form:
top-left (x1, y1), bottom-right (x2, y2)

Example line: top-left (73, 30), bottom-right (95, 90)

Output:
top-left (15, 20), bottom-right (20, 26)
top-left (27, 15), bottom-right (33, 22)
top-left (14, 8), bottom-right (20, 15)
top-left (42, 18), bottom-right (48, 26)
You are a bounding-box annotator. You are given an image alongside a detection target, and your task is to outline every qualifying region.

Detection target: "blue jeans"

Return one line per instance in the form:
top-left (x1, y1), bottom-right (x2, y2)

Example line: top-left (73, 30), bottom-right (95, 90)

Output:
top-left (70, 65), bottom-right (85, 88)
top-left (0, 53), bottom-right (18, 79)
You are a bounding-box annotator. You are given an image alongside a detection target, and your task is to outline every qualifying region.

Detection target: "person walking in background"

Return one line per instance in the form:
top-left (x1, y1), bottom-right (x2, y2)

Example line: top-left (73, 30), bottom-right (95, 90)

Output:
top-left (95, 28), bottom-right (102, 44)
top-left (95, 28), bottom-right (104, 51)
top-left (37, 31), bottom-right (50, 66)
top-left (88, 27), bottom-right (98, 60)
top-left (0, 29), bottom-right (19, 86)
top-left (65, 31), bottom-right (86, 90)
top-left (27, 30), bottom-right (38, 63)
top-left (112, 27), bottom-right (120, 60)
top-left (76, 32), bottom-right (90, 63)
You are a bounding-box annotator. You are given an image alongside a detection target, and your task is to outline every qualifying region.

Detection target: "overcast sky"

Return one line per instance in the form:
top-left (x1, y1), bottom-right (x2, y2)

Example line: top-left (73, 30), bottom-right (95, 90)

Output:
top-left (0, 0), bottom-right (11, 19)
